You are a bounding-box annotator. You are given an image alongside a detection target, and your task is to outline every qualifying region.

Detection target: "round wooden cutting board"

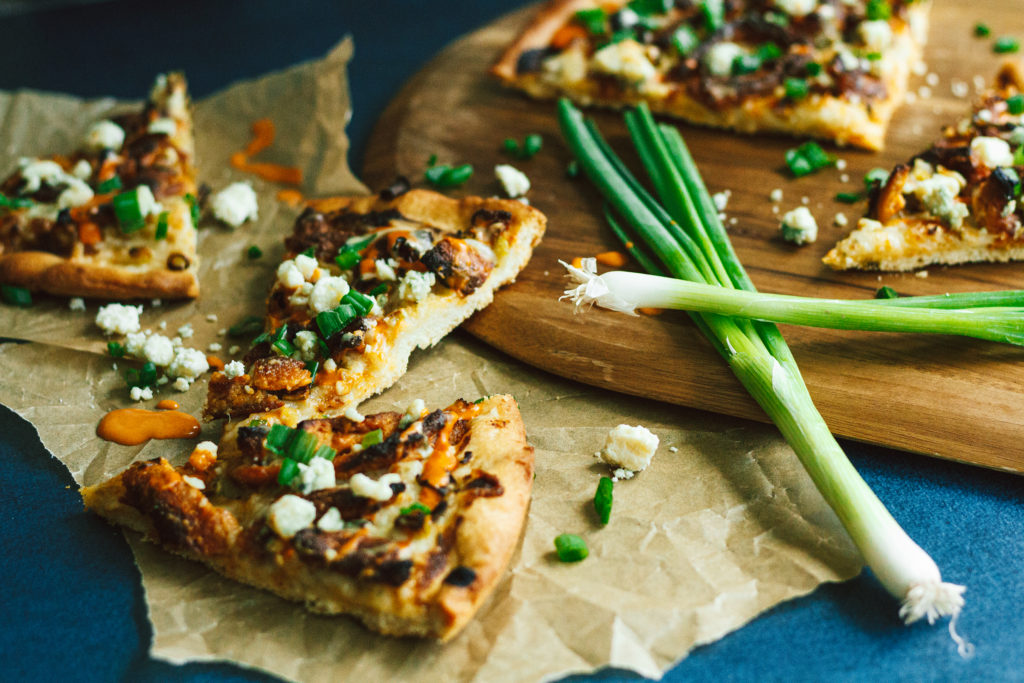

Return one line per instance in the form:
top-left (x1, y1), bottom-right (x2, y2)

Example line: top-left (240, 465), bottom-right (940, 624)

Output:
top-left (363, 2), bottom-right (1024, 473)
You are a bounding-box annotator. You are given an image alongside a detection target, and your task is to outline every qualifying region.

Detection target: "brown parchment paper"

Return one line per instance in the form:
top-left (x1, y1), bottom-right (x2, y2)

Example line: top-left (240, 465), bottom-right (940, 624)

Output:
top-left (0, 37), bottom-right (862, 682)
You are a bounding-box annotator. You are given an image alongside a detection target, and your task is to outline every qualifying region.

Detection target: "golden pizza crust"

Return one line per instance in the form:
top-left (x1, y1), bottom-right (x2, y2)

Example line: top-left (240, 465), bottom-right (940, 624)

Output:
top-left (492, 0), bottom-right (929, 150)
top-left (81, 395), bottom-right (534, 641)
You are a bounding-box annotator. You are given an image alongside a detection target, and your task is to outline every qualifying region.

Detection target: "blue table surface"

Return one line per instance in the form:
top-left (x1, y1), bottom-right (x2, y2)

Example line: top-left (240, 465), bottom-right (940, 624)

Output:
top-left (1, 1), bottom-right (1021, 681)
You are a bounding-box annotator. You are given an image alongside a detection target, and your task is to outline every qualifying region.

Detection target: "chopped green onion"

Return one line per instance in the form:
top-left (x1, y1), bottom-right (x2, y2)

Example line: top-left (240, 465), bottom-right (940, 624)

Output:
top-left (287, 430), bottom-right (320, 463)
top-left (805, 62), bottom-right (822, 77)
top-left (835, 191), bottom-right (865, 203)
top-left (124, 361), bottom-right (157, 388)
top-left (107, 341), bottom-right (125, 358)
top-left (370, 282), bottom-right (389, 296)
top-left (425, 163), bottom-right (473, 188)
top-left (864, 167), bottom-right (890, 186)
top-left (502, 138), bottom-right (520, 156)
top-left (361, 428), bottom-right (384, 447)
top-left (154, 211), bottom-right (169, 240)
top-left (427, 153), bottom-right (438, 167)
top-left (184, 192), bottom-right (200, 227)
top-left (300, 246), bottom-right (315, 258)
top-left (700, 0), bottom-right (724, 31)
top-left (1014, 144), bottom-right (1024, 167)
top-left (304, 360), bottom-right (320, 378)
top-left (400, 502), bottom-right (431, 516)
top-left (764, 10), bottom-right (789, 27)
top-left (1007, 94), bottom-right (1024, 115)
top-left (1, 284), bottom-right (32, 307)
top-left (785, 141), bottom-right (834, 177)
top-left (731, 54), bottom-right (762, 76)
top-left (0, 194), bottom-right (33, 210)
top-left (574, 7), bottom-right (607, 34)
top-left (272, 338), bottom-right (295, 356)
top-left (593, 476), bottom-right (613, 525)
top-left (247, 245), bottom-right (263, 259)
top-left (333, 302), bottom-right (358, 326)
top-left (554, 533), bottom-right (588, 562)
top-left (974, 23), bottom-right (991, 37)
top-left (756, 43), bottom-right (782, 62)
top-left (277, 458), bottom-right (299, 486)
top-left (994, 36), bottom-right (1020, 54)
top-left (473, 396), bottom-right (487, 404)
top-left (316, 310), bottom-right (344, 338)
top-left (97, 175), bottom-right (122, 193)
top-left (335, 247), bottom-right (361, 270)
top-left (865, 0), bottom-right (891, 20)
top-left (265, 424), bottom-right (293, 455)
top-left (342, 290), bottom-right (374, 315)
top-left (566, 160), bottom-right (580, 178)
top-left (628, 0), bottom-right (672, 15)
top-left (784, 77), bottom-right (809, 100)
top-left (522, 134), bottom-right (543, 159)
top-left (247, 418), bottom-right (267, 427)
top-left (228, 315), bottom-right (264, 337)
top-left (312, 444), bottom-right (336, 460)
top-left (875, 286), bottom-right (899, 299)
top-left (272, 325), bottom-right (288, 342)
top-left (251, 330), bottom-right (272, 346)
top-left (671, 25), bottom-right (699, 56)
top-left (112, 188), bottom-right (147, 233)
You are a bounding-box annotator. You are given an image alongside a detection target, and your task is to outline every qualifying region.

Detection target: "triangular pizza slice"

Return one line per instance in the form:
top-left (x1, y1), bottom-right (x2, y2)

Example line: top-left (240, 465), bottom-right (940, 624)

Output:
top-left (825, 63), bottom-right (1024, 271)
top-left (0, 73), bottom-right (199, 299)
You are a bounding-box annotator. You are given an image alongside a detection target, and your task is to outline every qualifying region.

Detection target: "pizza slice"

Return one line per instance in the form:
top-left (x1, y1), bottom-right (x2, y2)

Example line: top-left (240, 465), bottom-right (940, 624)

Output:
top-left (824, 63), bottom-right (1024, 271)
top-left (0, 73), bottom-right (199, 299)
top-left (82, 394), bottom-right (534, 640)
top-left (492, 0), bottom-right (929, 150)
top-left (203, 187), bottom-right (546, 421)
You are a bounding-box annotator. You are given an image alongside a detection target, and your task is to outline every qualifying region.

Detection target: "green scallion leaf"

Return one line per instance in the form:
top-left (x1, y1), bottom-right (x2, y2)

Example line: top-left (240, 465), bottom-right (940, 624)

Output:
top-left (313, 444), bottom-right (336, 460)
top-left (566, 160), bottom-right (580, 178)
top-left (784, 77), bottom-right (809, 100)
top-left (835, 191), bottom-right (866, 203)
top-left (335, 247), bottom-right (361, 270)
top-left (247, 245), bottom-right (263, 259)
top-left (554, 533), bottom-right (588, 562)
top-left (1, 284), bottom-right (32, 308)
top-left (875, 286), bottom-right (900, 299)
top-left (700, 0), bottom-right (724, 31)
top-left (522, 134), bottom-right (543, 159)
top-left (0, 194), bottom-right (34, 210)
top-left (334, 303), bottom-right (358, 327)
top-left (185, 192), bottom-right (200, 227)
top-left (805, 62), bottom-right (822, 77)
top-left (756, 43), bottom-right (782, 62)
top-left (370, 282), bottom-right (389, 296)
top-left (342, 290), bottom-right (374, 316)
top-left (864, 167), bottom-right (890, 187)
top-left (628, 0), bottom-right (672, 15)
top-left (277, 458), bottom-right (299, 486)
top-left (272, 338), bottom-right (295, 356)
top-left (400, 502), bottom-right (431, 516)
top-left (305, 360), bottom-right (320, 379)
top-left (503, 138), bottom-right (520, 156)
top-left (287, 430), bottom-right (319, 463)
top-left (113, 188), bottom-right (147, 233)
top-left (361, 428), bottom-right (384, 447)
top-left (1007, 94), bottom-right (1024, 115)
top-left (427, 153), bottom-right (438, 167)
top-left (107, 341), bottom-right (125, 358)
top-left (228, 315), bottom-right (263, 337)
top-left (865, 0), bottom-right (891, 21)
top-left (574, 7), bottom-right (607, 34)
top-left (124, 361), bottom-right (157, 388)
top-left (154, 211), bottom-right (169, 240)
top-left (731, 54), bottom-right (762, 76)
top-left (300, 246), bottom-right (315, 258)
top-left (994, 36), bottom-right (1020, 54)
top-left (974, 23), bottom-right (991, 37)
top-left (97, 175), bottom-right (122, 193)
top-left (247, 418), bottom-right (267, 427)
top-left (671, 25), bottom-right (699, 56)
top-left (316, 310), bottom-right (344, 339)
top-left (594, 476), bottom-right (613, 525)
top-left (265, 424), bottom-right (293, 455)
top-left (785, 141), bottom-right (834, 177)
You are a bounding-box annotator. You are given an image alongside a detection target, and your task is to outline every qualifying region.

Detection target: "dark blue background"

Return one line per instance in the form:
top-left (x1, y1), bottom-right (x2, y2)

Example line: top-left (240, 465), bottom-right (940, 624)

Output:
top-left (1, 1), bottom-right (1021, 681)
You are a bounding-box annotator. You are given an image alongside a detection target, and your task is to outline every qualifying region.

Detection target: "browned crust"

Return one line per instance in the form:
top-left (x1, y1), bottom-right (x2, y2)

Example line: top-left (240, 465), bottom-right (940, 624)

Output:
top-left (0, 249), bottom-right (199, 299)
top-left (490, 0), bottom-right (592, 82)
top-left (81, 395), bottom-right (535, 641)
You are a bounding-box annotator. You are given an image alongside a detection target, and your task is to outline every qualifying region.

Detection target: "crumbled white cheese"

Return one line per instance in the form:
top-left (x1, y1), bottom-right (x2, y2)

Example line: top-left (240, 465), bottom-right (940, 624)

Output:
top-left (72, 159), bottom-right (92, 180)
top-left (705, 42), bottom-right (745, 77)
top-left (612, 467), bottom-right (635, 481)
top-left (834, 212), bottom-right (848, 227)
top-left (176, 323), bottom-right (194, 339)
top-left (210, 181), bottom-right (259, 227)
top-left (835, 159), bottom-right (847, 171)
top-left (464, 238), bottom-right (496, 264)
top-left (142, 333), bottom-right (175, 367)
top-left (374, 258), bottom-right (398, 282)
top-left (223, 360), bottom-right (245, 378)
top-left (317, 507), bottom-right (345, 532)
top-left (129, 386), bottom-right (153, 402)
top-left (774, 0), bottom-right (816, 17)
top-left (769, 188), bottom-right (783, 203)
top-left (193, 440), bottom-right (218, 457)
top-left (296, 457), bottom-right (336, 494)
top-left (495, 164), bottom-right (531, 198)
top-left (349, 472), bottom-right (402, 501)
top-left (148, 117), bottom-right (177, 136)
top-left (668, 446), bottom-right (679, 453)
top-left (599, 424), bottom-right (659, 473)
top-left (293, 330), bottom-right (318, 362)
top-left (712, 190), bottom-right (731, 212)
top-left (68, 297), bottom-right (86, 311)
top-left (133, 184), bottom-right (163, 219)
top-left (323, 358), bottom-right (337, 372)
top-left (397, 270), bottom-right (436, 303)
top-left (18, 158), bottom-right (94, 208)
top-left (267, 494), bottom-right (316, 539)
top-left (276, 260), bottom-right (305, 289)
top-left (228, 345), bottom-right (240, 355)
top-left (124, 331), bottom-right (148, 357)
top-left (859, 20), bottom-right (893, 51)
top-left (173, 377), bottom-right (191, 392)
top-left (182, 475), bottom-right (205, 490)
top-left (168, 347), bottom-right (208, 379)
top-left (780, 207), bottom-right (818, 245)
top-left (906, 170), bottom-right (968, 229)
top-left (404, 398), bottom-right (426, 424)
top-left (288, 281), bottom-right (314, 309)
top-left (83, 120), bottom-right (125, 151)
top-left (293, 254), bottom-right (318, 279)
top-left (915, 270), bottom-right (929, 278)
top-left (542, 44), bottom-right (588, 84)
top-left (343, 405), bottom-right (365, 423)
top-left (591, 39), bottom-right (657, 85)
top-left (205, 313), bottom-right (218, 322)
top-left (971, 136), bottom-right (1014, 169)
top-left (308, 275), bottom-right (351, 313)
top-left (95, 303), bottom-right (142, 335)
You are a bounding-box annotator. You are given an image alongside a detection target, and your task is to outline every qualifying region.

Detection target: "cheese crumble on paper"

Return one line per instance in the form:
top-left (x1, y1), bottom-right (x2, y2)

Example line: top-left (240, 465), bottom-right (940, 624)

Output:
top-left (599, 424), bottom-right (659, 477)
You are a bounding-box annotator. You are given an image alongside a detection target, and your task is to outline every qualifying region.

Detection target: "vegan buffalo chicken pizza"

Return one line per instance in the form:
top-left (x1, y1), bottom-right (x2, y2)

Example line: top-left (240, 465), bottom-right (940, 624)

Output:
top-left (493, 0), bottom-right (930, 149)
top-left (0, 73), bottom-right (200, 299)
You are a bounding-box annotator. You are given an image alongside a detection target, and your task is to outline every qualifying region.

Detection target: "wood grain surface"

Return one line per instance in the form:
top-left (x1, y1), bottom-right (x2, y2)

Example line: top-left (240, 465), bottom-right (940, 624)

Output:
top-left (362, 1), bottom-right (1024, 473)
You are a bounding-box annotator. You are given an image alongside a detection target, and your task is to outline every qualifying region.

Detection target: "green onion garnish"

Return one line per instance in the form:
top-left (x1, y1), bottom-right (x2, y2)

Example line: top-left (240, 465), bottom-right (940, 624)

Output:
top-left (247, 418), bottom-right (267, 427)
top-left (835, 191), bottom-right (865, 203)
top-left (574, 7), bottom-right (607, 34)
top-left (334, 303), bottom-right (358, 327)
top-left (312, 444), bottom-right (336, 461)
top-left (154, 211), bottom-right (169, 240)
top-left (124, 361), bottom-right (157, 388)
top-left (0, 194), bottom-right (34, 210)
top-left (785, 141), bottom-right (834, 177)
top-left (335, 247), bottom-right (361, 270)
top-left (272, 325), bottom-right (288, 342)
top-left (994, 36), bottom-right (1020, 54)
top-left (265, 424), bottom-right (292, 455)
top-left (700, 0), bottom-right (724, 31)
top-left (287, 430), bottom-right (320, 463)
top-left (554, 533), bottom-right (588, 562)
top-left (756, 43), bottom-right (782, 62)
top-left (361, 429), bottom-right (384, 447)
top-left (300, 246), bottom-right (315, 258)
top-left (627, 0), bottom-right (672, 15)
top-left (764, 10), bottom-right (789, 26)
top-left (864, 168), bottom-right (890, 186)
top-left (424, 163), bottom-right (474, 188)
top-left (502, 138), bottom-right (519, 156)
top-left (247, 245), bottom-right (263, 259)
top-left (304, 360), bottom-right (319, 379)
top-left (316, 310), bottom-right (344, 338)
top-left (522, 134), bottom-right (543, 159)
top-left (671, 25), bottom-right (699, 56)
top-left (875, 286), bottom-right (899, 299)
top-left (731, 54), bottom-right (762, 76)
top-left (112, 188), bottom-right (147, 233)
top-left (97, 175), bottom-right (122, 193)
top-left (400, 502), bottom-right (431, 516)
top-left (975, 23), bottom-right (991, 37)
top-left (272, 338), bottom-right (295, 356)
top-left (805, 62), bottom-right (822, 77)
top-left (229, 315), bottom-right (264, 337)
top-left (593, 476), bottom-right (613, 525)
top-left (865, 0), bottom-right (891, 20)
top-left (1, 284), bottom-right (32, 308)
top-left (107, 341), bottom-right (126, 358)
top-left (370, 282), bottom-right (389, 296)
top-left (566, 160), bottom-right (580, 178)
top-left (185, 192), bottom-right (200, 227)
top-left (784, 77), bottom-right (809, 100)
top-left (277, 458), bottom-right (299, 486)
top-left (342, 290), bottom-right (374, 316)
top-left (1007, 94), bottom-right (1024, 115)
top-left (427, 153), bottom-right (438, 167)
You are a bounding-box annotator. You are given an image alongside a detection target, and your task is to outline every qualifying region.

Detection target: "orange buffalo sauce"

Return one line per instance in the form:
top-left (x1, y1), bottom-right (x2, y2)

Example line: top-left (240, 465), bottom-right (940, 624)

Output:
top-left (276, 189), bottom-right (304, 207)
top-left (418, 403), bottom-right (481, 507)
top-left (595, 250), bottom-right (627, 267)
top-left (231, 118), bottom-right (303, 186)
top-left (96, 408), bottom-right (200, 446)
top-left (155, 399), bottom-right (179, 411)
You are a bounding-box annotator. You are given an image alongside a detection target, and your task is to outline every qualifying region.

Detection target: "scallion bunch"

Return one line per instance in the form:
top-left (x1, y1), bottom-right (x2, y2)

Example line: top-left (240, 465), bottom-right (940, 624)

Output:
top-left (556, 99), bottom-right (973, 654)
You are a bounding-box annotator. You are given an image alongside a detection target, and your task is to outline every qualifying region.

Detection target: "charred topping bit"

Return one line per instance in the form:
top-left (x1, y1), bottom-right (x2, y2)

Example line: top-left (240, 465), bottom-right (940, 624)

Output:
top-left (166, 253), bottom-right (190, 270)
top-left (443, 566), bottom-right (477, 587)
top-left (379, 175), bottom-right (411, 201)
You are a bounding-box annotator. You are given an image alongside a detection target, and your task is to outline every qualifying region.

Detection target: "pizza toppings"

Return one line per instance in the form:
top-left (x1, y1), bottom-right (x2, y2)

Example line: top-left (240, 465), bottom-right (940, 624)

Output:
top-left (495, 164), bottom-right (531, 198)
top-left (598, 424), bottom-right (659, 478)
top-left (210, 181), bottom-right (259, 227)
top-left (780, 206), bottom-right (819, 244)
top-left (267, 494), bottom-right (317, 539)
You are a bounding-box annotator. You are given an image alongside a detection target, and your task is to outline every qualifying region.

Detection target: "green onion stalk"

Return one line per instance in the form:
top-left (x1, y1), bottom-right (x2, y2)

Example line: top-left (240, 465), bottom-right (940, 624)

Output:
top-left (557, 99), bottom-right (972, 654)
